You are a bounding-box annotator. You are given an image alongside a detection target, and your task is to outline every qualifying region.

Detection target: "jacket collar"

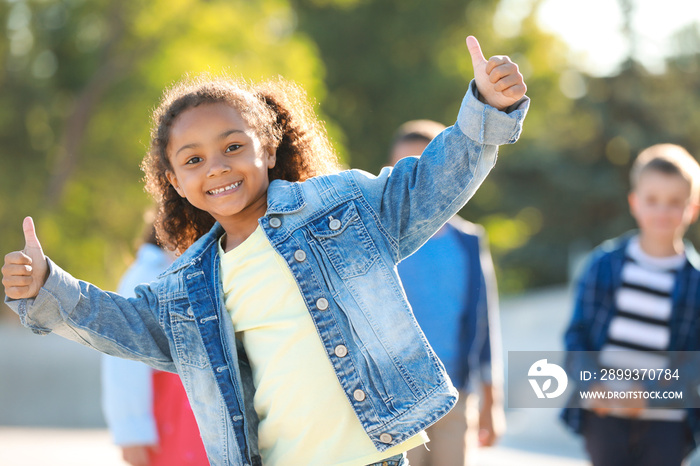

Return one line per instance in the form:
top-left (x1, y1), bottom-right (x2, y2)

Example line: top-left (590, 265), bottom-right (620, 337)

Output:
top-left (160, 223), bottom-right (224, 276)
top-left (606, 230), bottom-right (700, 272)
top-left (265, 179), bottom-right (306, 214)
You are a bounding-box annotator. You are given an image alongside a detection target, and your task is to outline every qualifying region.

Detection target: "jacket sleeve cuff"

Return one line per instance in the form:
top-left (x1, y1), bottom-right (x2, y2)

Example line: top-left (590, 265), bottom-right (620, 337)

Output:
top-left (456, 80), bottom-right (530, 146)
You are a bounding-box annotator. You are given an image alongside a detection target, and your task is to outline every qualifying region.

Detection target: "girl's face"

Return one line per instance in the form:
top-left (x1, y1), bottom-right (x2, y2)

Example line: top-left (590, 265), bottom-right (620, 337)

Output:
top-left (166, 103), bottom-right (275, 239)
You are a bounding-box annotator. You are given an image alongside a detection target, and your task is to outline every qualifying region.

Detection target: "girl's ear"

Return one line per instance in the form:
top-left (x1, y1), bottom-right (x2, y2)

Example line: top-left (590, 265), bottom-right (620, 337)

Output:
top-left (166, 170), bottom-right (185, 197)
top-left (267, 147), bottom-right (277, 170)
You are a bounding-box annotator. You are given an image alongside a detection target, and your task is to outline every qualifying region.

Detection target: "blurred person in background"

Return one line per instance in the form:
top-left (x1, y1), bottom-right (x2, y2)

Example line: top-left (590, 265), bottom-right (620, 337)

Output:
top-left (561, 144), bottom-right (700, 466)
top-left (102, 212), bottom-right (208, 466)
top-left (388, 120), bottom-right (505, 466)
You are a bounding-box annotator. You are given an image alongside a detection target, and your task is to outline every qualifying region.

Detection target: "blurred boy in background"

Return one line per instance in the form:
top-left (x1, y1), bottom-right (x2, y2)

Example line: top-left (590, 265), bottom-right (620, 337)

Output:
top-left (562, 144), bottom-right (700, 466)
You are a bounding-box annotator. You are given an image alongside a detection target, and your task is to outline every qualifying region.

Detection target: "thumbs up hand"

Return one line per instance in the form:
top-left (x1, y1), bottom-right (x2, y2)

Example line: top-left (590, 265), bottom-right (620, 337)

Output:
top-left (466, 36), bottom-right (527, 111)
top-left (2, 217), bottom-right (49, 299)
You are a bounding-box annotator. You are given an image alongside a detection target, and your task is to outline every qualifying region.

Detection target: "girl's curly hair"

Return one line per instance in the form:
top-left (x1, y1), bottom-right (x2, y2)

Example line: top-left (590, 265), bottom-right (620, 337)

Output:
top-left (142, 75), bottom-right (341, 254)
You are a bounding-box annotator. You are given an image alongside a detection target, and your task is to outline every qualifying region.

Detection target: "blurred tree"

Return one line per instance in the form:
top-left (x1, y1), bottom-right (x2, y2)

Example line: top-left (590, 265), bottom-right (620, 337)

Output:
top-left (0, 0), bottom-right (330, 299)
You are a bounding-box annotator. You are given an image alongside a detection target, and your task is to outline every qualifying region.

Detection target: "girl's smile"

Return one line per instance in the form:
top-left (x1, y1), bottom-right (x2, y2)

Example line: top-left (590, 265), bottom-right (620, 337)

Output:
top-left (207, 180), bottom-right (242, 196)
top-left (165, 102), bottom-right (276, 249)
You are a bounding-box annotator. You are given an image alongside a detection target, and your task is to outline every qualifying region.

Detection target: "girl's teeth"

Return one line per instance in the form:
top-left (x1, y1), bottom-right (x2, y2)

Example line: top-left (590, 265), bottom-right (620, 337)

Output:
top-left (209, 182), bottom-right (240, 194)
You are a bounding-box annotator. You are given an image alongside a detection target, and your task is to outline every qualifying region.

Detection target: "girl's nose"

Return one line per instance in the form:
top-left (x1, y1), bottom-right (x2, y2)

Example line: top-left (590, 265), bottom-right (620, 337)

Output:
top-left (207, 156), bottom-right (232, 177)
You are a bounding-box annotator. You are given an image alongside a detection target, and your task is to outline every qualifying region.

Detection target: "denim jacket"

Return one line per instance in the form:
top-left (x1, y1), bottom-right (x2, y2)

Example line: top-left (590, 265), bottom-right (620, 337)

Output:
top-left (7, 81), bottom-right (528, 466)
top-left (561, 232), bottom-right (700, 447)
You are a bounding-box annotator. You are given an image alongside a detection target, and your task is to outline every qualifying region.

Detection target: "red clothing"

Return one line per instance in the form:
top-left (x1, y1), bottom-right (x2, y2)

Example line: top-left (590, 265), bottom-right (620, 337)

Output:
top-left (150, 371), bottom-right (209, 466)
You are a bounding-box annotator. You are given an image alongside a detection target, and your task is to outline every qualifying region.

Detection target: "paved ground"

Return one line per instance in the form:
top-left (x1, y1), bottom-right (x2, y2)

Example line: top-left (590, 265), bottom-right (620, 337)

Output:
top-left (0, 427), bottom-right (589, 466)
top-left (0, 428), bottom-right (123, 466)
top-left (2, 286), bottom-right (700, 465)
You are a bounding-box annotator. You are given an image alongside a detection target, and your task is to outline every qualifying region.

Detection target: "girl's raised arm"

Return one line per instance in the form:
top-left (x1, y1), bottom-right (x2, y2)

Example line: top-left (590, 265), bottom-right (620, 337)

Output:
top-left (351, 36), bottom-right (529, 262)
top-left (3, 217), bottom-right (175, 372)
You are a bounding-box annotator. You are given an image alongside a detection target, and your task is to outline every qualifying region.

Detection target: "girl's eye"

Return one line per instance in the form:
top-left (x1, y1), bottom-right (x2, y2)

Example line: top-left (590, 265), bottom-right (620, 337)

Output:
top-left (226, 144), bottom-right (241, 153)
top-left (185, 156), bottom-right (202, 165)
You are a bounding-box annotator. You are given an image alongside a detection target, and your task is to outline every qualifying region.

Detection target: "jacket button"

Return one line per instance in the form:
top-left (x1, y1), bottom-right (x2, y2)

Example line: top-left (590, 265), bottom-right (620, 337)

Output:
top-left (316, 298), bottom-right (329, 311)
top-left (353, 389), bottom-right (366, 401)
top-left (334, 345), bottom-right (348, 357)
top-left (329, 218), bottom-right (341, 230)
top-left (294, 250), bottom-right (306, 262)
top-left (379, 433), bottom-right (392, 444)
top-left (269, 217), bottom-right (282, 228)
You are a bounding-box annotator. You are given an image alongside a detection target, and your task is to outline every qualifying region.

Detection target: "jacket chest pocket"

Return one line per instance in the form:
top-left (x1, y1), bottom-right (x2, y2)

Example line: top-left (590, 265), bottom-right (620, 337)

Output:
top-left (169, 304), bottom-right (210, 369)
top-left (309, 202), bottom-right (378, 279)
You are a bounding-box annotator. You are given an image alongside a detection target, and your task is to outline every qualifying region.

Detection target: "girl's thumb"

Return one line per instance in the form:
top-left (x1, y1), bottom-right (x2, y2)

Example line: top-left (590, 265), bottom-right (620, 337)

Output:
top-left (23, 216), bottom-right (43, 252)
top-left (466, 35), bottom-right (487, 68)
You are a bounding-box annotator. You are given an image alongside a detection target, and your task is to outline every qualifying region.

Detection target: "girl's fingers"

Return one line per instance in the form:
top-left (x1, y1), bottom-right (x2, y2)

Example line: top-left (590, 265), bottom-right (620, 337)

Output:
top-left (4, 251), bottom-right (32, 266)
top-left (3, 275), bottom-right (34, 287)
top-left (2, 256), bottom-right (33, 278)
top-left (502, 83), bottom-right (527, 100)
top-left (488, 61), bottom-right (519, 84)
top-left (1, 263), bottom-right (33, 277)
top-left (485, 56), bottom-right (513, 78)
top-left (2, 251), bottom-right (37, 300)
top-left (493, 73), bottom-right (525, 93)
top-left (4, 286), bottom-right (31, 300)
top-left (487, 61), bottom-right (526, 100)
